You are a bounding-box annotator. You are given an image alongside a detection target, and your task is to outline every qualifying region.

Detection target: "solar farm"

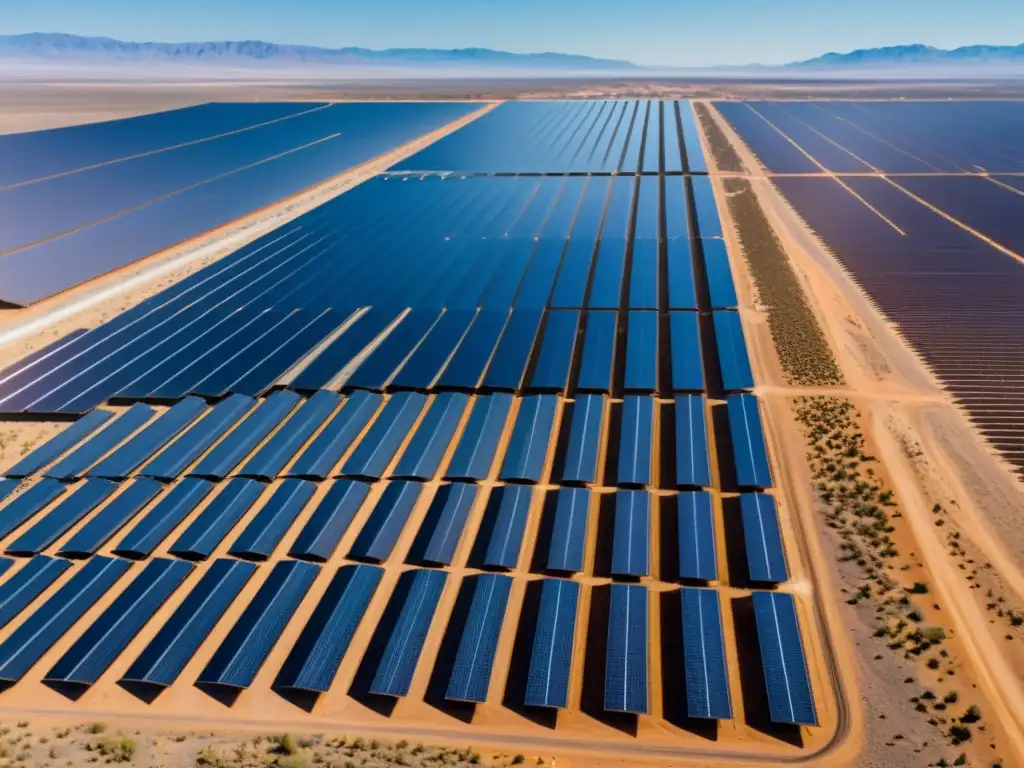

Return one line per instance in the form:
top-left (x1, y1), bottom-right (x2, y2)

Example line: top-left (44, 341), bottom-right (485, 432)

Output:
top-left (0, 97), bottom-right (846, 763)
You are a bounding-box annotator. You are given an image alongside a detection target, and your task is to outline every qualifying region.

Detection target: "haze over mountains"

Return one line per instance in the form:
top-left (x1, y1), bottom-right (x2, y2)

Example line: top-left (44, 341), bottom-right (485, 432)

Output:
top-left (2, 33), bottom-right (1024, 76)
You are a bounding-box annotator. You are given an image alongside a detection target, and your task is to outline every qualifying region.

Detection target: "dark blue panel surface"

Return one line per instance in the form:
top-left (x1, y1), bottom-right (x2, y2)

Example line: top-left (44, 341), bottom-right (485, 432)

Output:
top-left (587, 238), bottom-right (627, 309)
top-left (713, 311), bottom-right (754, 392)
top-left (529, 311), bottom-right (580, 392)
top-left (286, 391), bottom-right (383, 479)
top-left (666, 238), bottom-right (697, 310)
top-left (189, 391), bottom-right (302, 480)
top-left (727, 394), bottom-right (773, 489)
top-left (629, 240), bottom-right (659, 310)
top-left (228, 479), bottom-right (315, 561)
top-left (140, 394), bottom-right (256, 480)
top-left (238, 390), bottom-right (341, 480)
top-left (546, 488), bottom-right (590, 573)
top-left (45, 403), bottom-right (155, 480)
top-left (392, 393), bottom-right (470, 480)
top-left (0, 555), bottom-right (130, 683)
top-left (340, 392), bottom-right (428, 479)
top-left (88, 397), bottom-right (207, 480)
top-left (390, 310), bottom-right (476, 389)
top-left (44, 558), bottom-right (192, 686)
top-left (198, 560), bottom-right (319, 689)
top-left (7, 478), bottom-right (118, 556)
top-left (0, 555), bottom-right (71, 630)
top-left (611, 491), bottom-right (650, 577)
top-left (446, 573), bottom-right (513, 703)
top-left (677, 491), bottom-right (717, 581)
top-left (58, 478), bottom-right (164, 557)
top-left (575, 311), bottom-right (617, 393)
top-left (681, 587), bottom-right (732, 719)
top-left (0, 478), bottom-right (68, 539)
top-left (483, 485), bottom-right (533, 569)
top-left (560, 394), bottom-right (605, 484)
top-left (5, 409), bottom-right (113, 478)
top-left (624, 311), bottom-right (658, 393)
top-left (482, 309), bottom-right (544, 391)
top-left (691, 176), bottom-right (722, 238)
top-left (410, 482), bottom-right (478, 566)
top-left (289, 308), bottom-right (402, 392)
top-left (113, 477), bottom-right (215, 559)
top-left (604, 583), bottom-right (649, 714)
top-left (674, 395), bottom-right (711, 488)
top-left (347, 309), bottom-right (443, 390)
top-left (121, 558), bottom-right (257, 687)
top-left (369, 568), bottom-right (447, 697)
top-left (669, 312), bottom-right (704, 393)
top-left (617, 396), bottom-right (654, 487)
top-left (276, 564), bottom-right (383, 692)
top-left (169, 478), bottom-right (265, 560)
top-left (289, 479), bottom-right (371, 562)
top-left (740, 493), bottom-right (788, 583)
top-left (702, 240), bottom-right (739, 309)
top-left (500, 395), bottom-right (558, 483)
top-left (444, 394), bottom-right (513, 482)
top-left (435, 310), bottom-right (509, 390)
top-left (549, 239), bottom-right (597, 309)
top-left (664, 102), bottom-right (685, 174)
top-left (751, 591), bottom-right (818, 725)
top-left (349, 480), bottom-right (423, 563)
top-left (679, 101), bottom-right (709, 174)
top-left (525, 578), bottom-right (579, 708)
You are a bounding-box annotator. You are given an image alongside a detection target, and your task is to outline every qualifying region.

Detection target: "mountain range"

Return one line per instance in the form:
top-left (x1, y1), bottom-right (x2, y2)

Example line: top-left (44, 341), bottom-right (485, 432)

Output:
top-left (793, 43), bottom-right (1024, 70)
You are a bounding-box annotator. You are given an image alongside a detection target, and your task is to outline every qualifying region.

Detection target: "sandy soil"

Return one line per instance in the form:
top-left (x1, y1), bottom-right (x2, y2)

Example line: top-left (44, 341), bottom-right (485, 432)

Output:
top-left (705, 100), bottom-right (1024, 766)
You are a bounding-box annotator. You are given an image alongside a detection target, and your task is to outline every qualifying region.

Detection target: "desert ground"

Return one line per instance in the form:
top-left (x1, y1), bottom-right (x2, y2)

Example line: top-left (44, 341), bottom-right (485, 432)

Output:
top-left (0, 77), bottom-right (1022, 767)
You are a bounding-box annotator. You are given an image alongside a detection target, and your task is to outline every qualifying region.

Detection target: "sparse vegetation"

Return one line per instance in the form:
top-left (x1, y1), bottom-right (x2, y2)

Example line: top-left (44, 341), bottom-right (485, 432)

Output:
top-left (694, 103), bottom-right (745, 172)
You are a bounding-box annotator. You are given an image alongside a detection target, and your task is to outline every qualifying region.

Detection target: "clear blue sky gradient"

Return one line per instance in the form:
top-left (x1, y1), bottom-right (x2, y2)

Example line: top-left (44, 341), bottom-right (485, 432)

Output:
top-left (3, 0), bottom-right (1023, 66)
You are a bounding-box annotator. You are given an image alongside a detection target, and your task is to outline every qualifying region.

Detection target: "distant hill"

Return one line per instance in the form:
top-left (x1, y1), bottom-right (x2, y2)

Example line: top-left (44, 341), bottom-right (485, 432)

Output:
top-left (790, 42), bottom-right (1024, 70)
top-left (0, 32), bottom-right (635, 71)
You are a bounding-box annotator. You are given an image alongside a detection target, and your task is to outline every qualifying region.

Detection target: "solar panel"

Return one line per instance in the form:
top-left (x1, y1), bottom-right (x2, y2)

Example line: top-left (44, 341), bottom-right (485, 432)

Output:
top-left (0, 555), bottom-right (71, 631)
top-left (197, 560), bottom-right (320, 690)
top-left (435, 310), bottom-right (509, 389)
top-left (121, 558), bottom-right (257, 688)
top-left (560, 394), bottom-right (605, 484)
top-left (189, 390), bottom-right (302, 480)
top-left (369, 568), bottom-right (447, 697)
top-left (409, 482), bottom-right (478, 566)
top-left (702, 240), bottom-right (739, 310)
top-left (229, 479), bottom-right (316, 561)
top-left (525, 578), bottom-right (580, 708)
top-left (140, 394), bottom-right (257, 480)
top-left (666, 238), bottom-right (698, 310)
top-left (690, 175), bottom-right (721, 236)
top-left (482, 309), bottom-right (545, 391)
top-left (446, 573), bottom-right (513, 703)
top-left (0, 478), bottom-right (68, 539)
top-left (713, 311), bottom-right (754, 392)
top-left (575, 311), bottom-right (617, 393)
top-left (669, 312), bottom-right (704, 393)
top-left (392, 393), bottom-right (470, 481)
top-left (727, 394), bottom-right (774, 489)
top-left (0, 555), bottom-right (131, 683)
top-left (499, 395), bottom-right (558, 484)
top-left (349, 480), bottom-right (423, 563)
top-left (347, 309), bottom-right (443, 390)
top-left (617, 396), bottom-right (654, 487)
top-left (545, 488), bottom-right (590, 573)
top-left (664, 102), bottom-right (685, 174)
top-left (286, 391), bottom-right (383, 479)
top-left (444, 394), bottom-right (513, 481)
top-left (289, 479), bottom-right (371, 562)
top-left (113, 477), bottom-right (215, 559)
top-left (44, 558), bottom-right (193, 687)
top-left (6, 478), bottom-right (118, 556)
top-left (87, 397), bottom-right (207, 480)
top-left (751, 591), bottom-right (818, 726)
top-left (740, 493), bottom-right (789, 584)
top-left (169, 478), bottom-right (265, 560)
top-left (58, 477), bottom-right (164, 557)
top-left (44, 403), bottom-right (155, 480)
top-left (482, 485), bottom-right (533, 570)
top-left (390, 310), bottom-right (477, 390)
top-left (674, 395), bottom-right (711, 488)
top-left (0, 479), bottom-right (18, 507)
top-left (529, 311), bottom-right (581, 392)
top-left (604, 583), bottom-right (649, 714)
top-left (238, 390), bottom-right (341, 480)
top-left (681, 588), bottom-right (732, 719)
top-left (610, 491), bottom-right (650, 578)
top-left (624, 311), bottom-right (658, 393)
top-left (677, 491), bottom-right (717, 581)
top-left (340, 392), bottom-right (428, 480)
top-left (4, 408), bottom-right (113, 478)
top-left (679, 101), bottom-right (708, 174)
top-left (276, 564), bottom-right (383, 692)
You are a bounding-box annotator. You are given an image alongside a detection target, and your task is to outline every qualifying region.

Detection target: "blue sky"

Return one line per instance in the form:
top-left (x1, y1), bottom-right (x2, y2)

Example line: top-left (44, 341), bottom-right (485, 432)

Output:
top-left (3, 0), bottom-right (1023, 66)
